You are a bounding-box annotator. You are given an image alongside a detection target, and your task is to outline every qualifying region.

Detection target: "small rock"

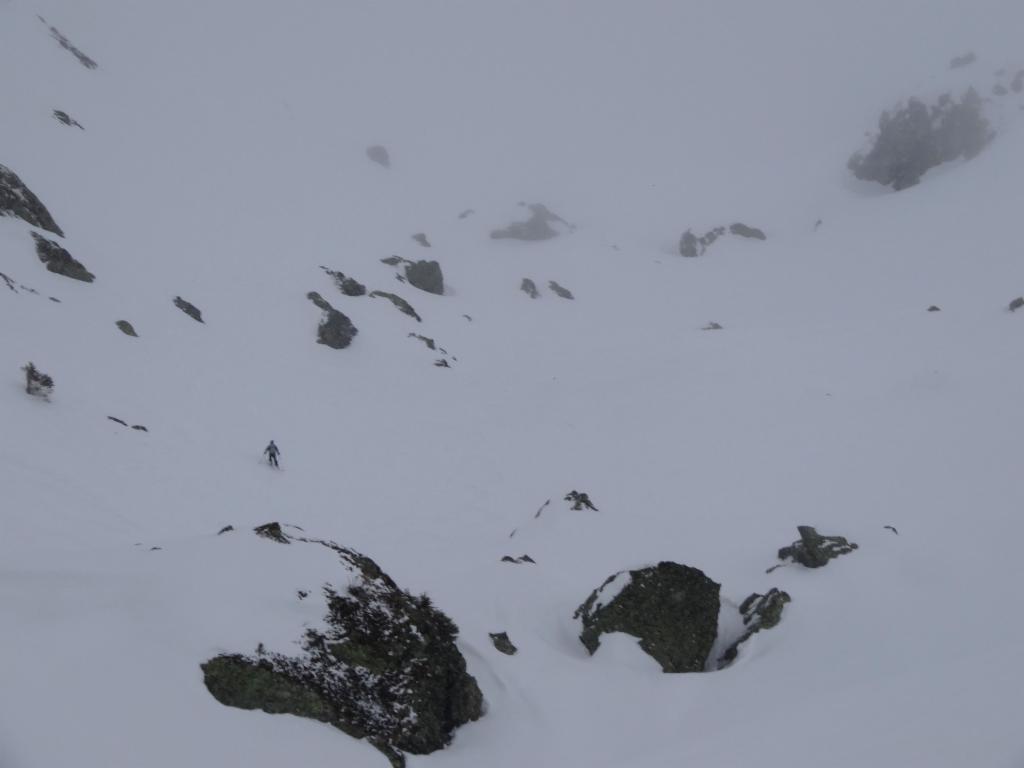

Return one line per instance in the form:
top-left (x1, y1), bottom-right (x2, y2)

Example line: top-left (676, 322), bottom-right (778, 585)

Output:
top-left (40, 17), bottom-right (98, 69)
top-left (489, 632), bottom-right (518, 656)
top-left (380, 255), bottom-right (405, 266)
top-left (404, 260), bottom-right (444, 295)
top-left (949, 51), bottom-right (976, 69)
top-left (729, 223), bottom-right (767, 240)
top-left (564, 490), bottom-right (597, 510)
top-left (53, 110), bottom-right (84, 129)
top-left (32, 232), bottom-right (94, 282)
top-left (173, 296), bottom-right (204, 323)
top-left (884, 525), bottom-right (899, 535)
top-left (107, 416), bottom-right (128, 426)
top-left (458, 209), bottom-right (475, 219)
top-left (777, 525), bottom-right (858, 568)
top-left (548, 281), bottom-right (574, 300)
top-left (115, 320), bottom-right (138, 337)
top-left (702, 322), bottom-right (723, 330)
top-left (412, 233), bottom-right (431, 248)
top-left (501, 555), bottom-right (535, 564)
top-left (131, 424), bottom-right (148, 432)
top-left (717, 588), bottom-right (791, 668)
top-left (927, 305), bottom-right (941, 312)
top-left (320, 267), bottom-right (366, 297)
top-left (253, 522), bottom-right (289, 544)
top-left (369, 290), bottom-right (421, 322)
top-left (366, 145), bottom-right (390, 168)
top-left (520, 278), bottom-right (540, 298)
top-left (434, 358), bottom-right (451, 368)
top-left (1009, 297), bottom-right (1024, 312)
top-left (307, 292), bottom-right (358, 348)
top-left (408, 333), bottom-right (436, 350)
top-left (217, 525), bottom-right (235, 535)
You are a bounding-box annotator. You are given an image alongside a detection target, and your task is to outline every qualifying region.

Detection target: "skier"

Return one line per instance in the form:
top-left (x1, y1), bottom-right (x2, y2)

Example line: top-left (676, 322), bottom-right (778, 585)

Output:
top-left (264, 440), bottom-right (281, 468)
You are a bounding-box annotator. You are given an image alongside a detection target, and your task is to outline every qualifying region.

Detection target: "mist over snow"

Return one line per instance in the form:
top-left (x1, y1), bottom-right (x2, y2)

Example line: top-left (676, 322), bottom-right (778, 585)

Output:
top-left (3, 0), bottom-right (1024, 766)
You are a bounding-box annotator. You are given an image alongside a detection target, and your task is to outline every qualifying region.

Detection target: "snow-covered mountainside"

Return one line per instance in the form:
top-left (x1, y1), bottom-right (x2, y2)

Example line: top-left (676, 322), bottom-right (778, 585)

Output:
top-left (3, 1), bottom-right (1024, 766)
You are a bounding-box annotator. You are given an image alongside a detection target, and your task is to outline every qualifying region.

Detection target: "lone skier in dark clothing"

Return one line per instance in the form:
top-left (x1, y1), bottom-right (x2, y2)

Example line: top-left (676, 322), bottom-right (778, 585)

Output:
top-left (264, 440), bottom-right (281, 468)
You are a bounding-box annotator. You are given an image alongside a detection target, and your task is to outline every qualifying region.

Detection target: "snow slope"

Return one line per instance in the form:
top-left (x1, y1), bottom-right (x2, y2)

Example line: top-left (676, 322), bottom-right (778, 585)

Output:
top-left (3, 0), bottom-right (1024, 766)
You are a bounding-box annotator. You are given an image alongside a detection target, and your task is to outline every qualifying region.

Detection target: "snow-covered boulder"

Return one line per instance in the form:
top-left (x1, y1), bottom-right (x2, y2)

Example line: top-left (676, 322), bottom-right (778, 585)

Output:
top-left (574, 562), bottom-right (720, 673)
top-left (777, 525), bottom-right (857, 568)
top-left (202, 525), bottom-right (484, 768)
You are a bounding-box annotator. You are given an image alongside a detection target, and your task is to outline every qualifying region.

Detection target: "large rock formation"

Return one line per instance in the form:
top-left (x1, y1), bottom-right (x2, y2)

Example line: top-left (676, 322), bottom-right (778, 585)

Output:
top-left (404, 260), bottom-right (444, 295)
top-left (307, 292), bottom-right (358, 348)
top-left (0, 164), bottom-right (64, 236)
top-left (777, 526), bottom-right (858, 568)
top-left (574, 562), bottom-right (720, 673)
top-left (31, 232), bottom-right (94, 282)
top-left (202, 525), bottom-right (483, 768)
top-left (848, 89), bottom-right (994, 190)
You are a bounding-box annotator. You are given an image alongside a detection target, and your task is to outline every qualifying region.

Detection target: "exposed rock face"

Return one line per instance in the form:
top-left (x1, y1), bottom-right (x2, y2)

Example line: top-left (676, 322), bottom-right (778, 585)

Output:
top-left (307, 292), bottom-right (358, 348)
top-left (548, 281), bottom-right (574, 300)
top-left (320, 267), bottom-right (367, 297)
top-left (777, 526), bottom-right (858, 568)
top-left (40, 17), bottom-right (98, 69)
top-left (0, 164), bottom-right (64, 236)
top-left (173, 296), bottom-right (204, 323)
top-left (716, 588), bottom-right (791, 668)
top-left (404, 260), bottom-right (444, 295)
top-left (369, 290), bottom-right (422, 322)
top-left (489, 632), bottom-right (518, 656)
top-left (848, 89), bottom-right (994, 190)
top-left (366, 145), bottom-right (391, 168)
top-left (520, 278), bottom-right (540, 298)
top-left (202, 526), bottom-right (484, 768)
top-left (32, 232), bottom-right (94, 282)
top-left (115, 320), bottom-right (138, 337)
top-left (53, 110), bottom-right (84, 129)
top-left (490, 203), bottom-right (573, 241)
top-left (575, 562), bottom-right (720, 673)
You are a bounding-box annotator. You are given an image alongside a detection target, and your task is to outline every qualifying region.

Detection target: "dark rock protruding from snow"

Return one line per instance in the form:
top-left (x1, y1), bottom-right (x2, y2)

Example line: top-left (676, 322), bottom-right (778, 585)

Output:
top-left (489, 632), bottom-right (518, 656)
top-left (848, 89), bottom-right (994, 191)
top-left (32, 232), bottom-right (94, 282)
top-left (927, 305), bottom-right (942, 312)
top-left (1008, 297), bottom-right (1024, 312)
top-left (717, 588), bottom-right (791, 668)
top-left (949, 52), bottom-right (976, 70)
top-left (39, 17), bottom-right (98, 69)
top-left (412, 233), bottom-right (431, 248)
top-left (0, 164), bottom-right (64, 236)
top-left (369, 290), bottom-right (422, 322)
top-left (115, 320), bottom-right (138, 337)
top-left (548, 281), bottom-right (574, 300)
top-left (575, 563), bottom-right (720, 673)
top-left (408, 333), bottom-right (436, 350)
top-left (202, 527), bottom-right (484, 768)
top-left (564, 490), bottom-right (597, 510)
top-left (173, 296), bottom-right (204, 323)
top-left (253, 522), bottom-right (290, 544)
top-left (777, 526), bottom-right (858, 568)
top-left (53, 110), bottom-right (84, 129)
top-left (307, 292), bottom-right (358, 348)
top-left (490, 203), bottom-right (573, 242)
top-left (501, 554), bottom-right (536, 564)
top-left (702, 322), bottom-right (724, 331)
top-left (404, 260), bottom-right (444, 295)
top-left (729, 223), bottom-right (767, 240)
top-left (520, 278), bottom-right (540, 298)
top-left (320, 266), bottom-right (366, 297)
top-left (366, 145), bottom-right (391, 168)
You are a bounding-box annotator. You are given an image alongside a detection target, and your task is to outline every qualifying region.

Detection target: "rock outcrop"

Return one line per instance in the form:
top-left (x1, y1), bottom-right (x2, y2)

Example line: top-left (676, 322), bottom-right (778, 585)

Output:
top-left (307, 292), bottom-right (358, 348)
top-left (115, 320), bottom-right (138, 337)
top-left (520, 278), bottom-right (540, 298)
top-left (366, 145), bottom-right (391, 168)
top-left (848, 89), bottom-right (994, 190)
top-left (202, 525), bottom-right (484, 768)
top-left (548, 281), bottom-right (574, 300)
top-left (53, 110), bottom-right (84, 129)
top-left (404, 260), bottom-right (444, 295)
top-left (777, 525), bottom-right (858, 568)
top-left (716, 588), bottom-right (791, 668)
top-left (575, 562), bottom-right (720, 673)
top-left (489, 632), bottom-right (518, 656)
top-left (490, 203), bottom-right (573, 241)
top-left (321, 267), bottom-right (367, 297)
top-left (0, 164), bottom-right (64, 236)
top-left (32, 232), bottom-right (94, 282)
top-left (679, 223), bottom-right (766, 257)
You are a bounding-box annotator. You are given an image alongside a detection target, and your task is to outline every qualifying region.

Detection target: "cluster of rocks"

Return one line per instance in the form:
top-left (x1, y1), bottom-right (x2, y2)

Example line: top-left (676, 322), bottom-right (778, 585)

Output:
top-left (202, 525), bottom-right (483, 768)
top-left (520, 278), bottom-right (575, 300)
top-left (679, 222), bottom-right (766, 258)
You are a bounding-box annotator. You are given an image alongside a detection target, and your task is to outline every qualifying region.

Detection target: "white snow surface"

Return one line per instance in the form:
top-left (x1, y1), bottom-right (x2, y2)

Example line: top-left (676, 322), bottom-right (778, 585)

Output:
top-left (3, 1), bottom-right (1024, 766)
